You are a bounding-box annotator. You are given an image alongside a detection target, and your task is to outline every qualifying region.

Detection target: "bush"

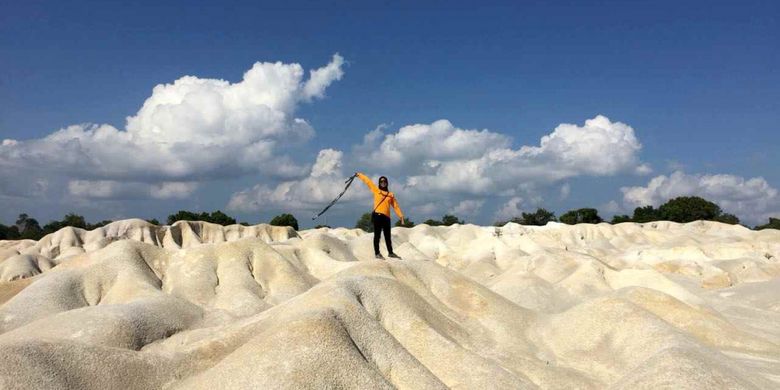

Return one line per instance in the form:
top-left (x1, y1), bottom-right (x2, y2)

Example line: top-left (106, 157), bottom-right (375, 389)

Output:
top-left (610, 214), bottom-right (632, 224)
top-left (314, 224), bottom-right (331, 229)
top-left (714, 213), bottom-right (740, 225)
top-left (518, 208), bottom-right (557, 226)
top-left (395, 219), bottom-right (415, 228)
top-left (15, 214), bottom-right (43, 239)
top-left (658, 196), bottom-right (721, 223)
top-left (423, 219), bottom-right (442, 226)
top-left (755, 217), bottom-right (780, 230)
top-left (166, 210), bottom-right (237, 226)
top-left (0, 224), bottom-right (20, 240)
top-left (632, 205), bottom-right (662, 223)
top-left (269, 213), bottom-right (299, 230)
top-left (559, 208), bottom-right (603, 225)
top-left (422, 215), bottom-right (463, 226)
top-left (441, 215), bottom-right (464, 226)
top-left (355, 212), bottom-right (374, 232)
top-left (146, 218), bottom-right (161, 225)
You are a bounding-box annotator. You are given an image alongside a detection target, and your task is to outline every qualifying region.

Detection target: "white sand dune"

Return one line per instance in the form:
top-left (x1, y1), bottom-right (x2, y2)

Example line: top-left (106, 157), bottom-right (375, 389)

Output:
top-left (0, 219), bottom-right (779, 389)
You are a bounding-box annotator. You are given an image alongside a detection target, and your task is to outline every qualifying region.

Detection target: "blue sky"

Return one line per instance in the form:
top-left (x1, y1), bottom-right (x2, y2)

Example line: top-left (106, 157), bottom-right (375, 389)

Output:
top-left (1, 0), bottom-right (779, 227)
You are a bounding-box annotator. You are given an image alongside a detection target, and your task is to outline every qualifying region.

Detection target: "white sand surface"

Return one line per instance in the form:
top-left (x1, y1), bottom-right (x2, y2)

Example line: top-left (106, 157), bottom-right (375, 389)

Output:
top-left (0, 219), bottom-right (778, 389)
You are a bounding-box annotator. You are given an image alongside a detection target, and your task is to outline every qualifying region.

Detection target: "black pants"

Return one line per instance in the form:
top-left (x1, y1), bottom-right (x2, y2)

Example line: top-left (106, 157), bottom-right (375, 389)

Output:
top-left (372, 212), bottom-right (393, 255)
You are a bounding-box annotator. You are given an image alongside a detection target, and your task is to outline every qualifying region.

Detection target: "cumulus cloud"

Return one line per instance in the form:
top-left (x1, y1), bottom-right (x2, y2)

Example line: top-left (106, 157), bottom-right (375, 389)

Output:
top-left (387, 115), bottom-right (646, 198)
top-left (559, 183), bottom-right (571, 200)
top-left (494, 196), bottom-right (525, 222)
top-left (67, 180), bottom-right (198, 200)
top-left (449, 199), bottom-right (485, 217)
top-left (229, 115), bottom-right (648, 222)
top-left (227, 149), bottom-right (368, 212)
top-left (621, 171), bottom-right (779, 224)
top-left (0, 54), bottom-right (345, 198)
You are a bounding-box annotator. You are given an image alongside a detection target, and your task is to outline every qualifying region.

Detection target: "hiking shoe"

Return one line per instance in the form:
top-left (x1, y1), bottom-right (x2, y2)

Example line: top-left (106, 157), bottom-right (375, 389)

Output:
top-left (388, 252), bottom-right (401, 259)
top-left (375, 253), bottom-right (385, 260)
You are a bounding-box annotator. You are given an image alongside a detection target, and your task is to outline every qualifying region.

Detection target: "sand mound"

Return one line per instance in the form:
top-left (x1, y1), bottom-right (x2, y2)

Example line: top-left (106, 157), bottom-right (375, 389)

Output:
top-left (0, 220), bottom-right (778, 389)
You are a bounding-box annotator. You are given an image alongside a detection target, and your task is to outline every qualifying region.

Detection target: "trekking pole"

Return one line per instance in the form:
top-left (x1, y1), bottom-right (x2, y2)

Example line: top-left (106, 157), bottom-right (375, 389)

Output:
top-left (312, 173), bottom-right (358, 220)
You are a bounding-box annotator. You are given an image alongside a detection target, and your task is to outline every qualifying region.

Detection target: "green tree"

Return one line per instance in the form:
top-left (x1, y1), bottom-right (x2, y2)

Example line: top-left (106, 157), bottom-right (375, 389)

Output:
top-left (714, 213), bottom-right (740, 225)
top-left (658, 196), bottom-right (721, 223)
top-left (146, 218), bottom-right (161, 225)
top-left (314, 224), bottom-right (331, 229)
top-left (87, 220), bottom-right (113, 229)
top-left (395, 218), bottom-right (415, 228)
top-left (632, 205), bottom-right (661, 223)
top-left (269, 213), bottom-right (299, 230)
top-left (755, 217), bottom-right (780, 230)
top-left (0, 224), bottom-right (21, 240)
top-left (441, 215), bottom-right (464, 226)
top-left (166, 210), bottom-right (201, 225)
top-left (517, 208), bottom-right (557, 226)
top-left (15, 214), bottom-right (42, 239)
top-left (559, 208), bottom-right (603, 225)
top-left (423, 219), bottom-right (442, 226)
top-left (205, 210), bottom-right (237, 226)
top-left (610, 214), bottom-right (632, 224)
top-left (355, 212), bottom-right (374, 232)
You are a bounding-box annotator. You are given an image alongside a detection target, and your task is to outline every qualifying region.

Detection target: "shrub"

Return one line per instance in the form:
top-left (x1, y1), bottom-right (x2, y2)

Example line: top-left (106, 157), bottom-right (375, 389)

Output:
top-left (441, 215), bottom-right (464, 226)
top-left (755, 217), bottom-right (780, 230)
top-left (714, 213), bottom-right (740, 225)
top-left (658, 196), bottom-right (721, 223)
top-left (269, 213), bottom-right (299, 231)
top-left (559, 208), bottom-right (603, 225)
top-left (611, 214), bottom-right (632, 224)
top-left (166, 210), bottom-right (237, 226)
top-left (0, 224), bottom-right (20, 240)
top-left (355, 212), bottom-right (374, 232)
top-left (395, 219), bottom-right (415, 228)
top-left (631, 206), bottom-right (661, 223)
top-left (518, 208), bottom-right (557, 226)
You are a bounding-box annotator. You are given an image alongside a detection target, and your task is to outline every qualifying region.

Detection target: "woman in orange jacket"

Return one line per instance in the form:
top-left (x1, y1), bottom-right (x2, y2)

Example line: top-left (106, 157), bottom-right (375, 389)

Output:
top-left (356, 172), bottom-right (404, 259)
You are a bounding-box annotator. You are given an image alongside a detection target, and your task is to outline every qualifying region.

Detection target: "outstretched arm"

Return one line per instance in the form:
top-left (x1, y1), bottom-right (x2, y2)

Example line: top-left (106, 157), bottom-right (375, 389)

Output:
top-left (356, 172), bottom-right (379, 194)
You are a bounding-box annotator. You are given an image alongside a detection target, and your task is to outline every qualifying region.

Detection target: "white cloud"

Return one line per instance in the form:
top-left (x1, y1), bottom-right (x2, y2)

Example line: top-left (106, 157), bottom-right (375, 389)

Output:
top-left (230, 115), bottom-right (648, 221)
top-left (494, 196), bottom-right (525, 222)
top-left (559, 183), bottom-right (571, 200)
top-left (0, 55), bottom-right (345, 198)
top-left (67, 180), bottom-right (198, 200)
top-left (449, 199), bottom-right (485, 217)
top-left (621, 171), bottom-right (779, 224)
top-left (599, 200), bottom-right (623, 215)
top-left (227, 149), bottom-right (369, 212)
top-left (393, 115), bottom-right (646, 198)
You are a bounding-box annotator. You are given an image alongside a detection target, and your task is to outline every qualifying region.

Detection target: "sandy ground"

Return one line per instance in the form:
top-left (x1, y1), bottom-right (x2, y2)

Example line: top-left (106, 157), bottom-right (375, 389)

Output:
top-left (0, 219), bottom-right (778, 389)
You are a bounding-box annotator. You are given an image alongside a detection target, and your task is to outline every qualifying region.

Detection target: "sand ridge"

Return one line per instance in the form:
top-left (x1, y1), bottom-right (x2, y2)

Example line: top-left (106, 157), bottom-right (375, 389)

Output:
top-left (0, 219), bottom-right (779, 389)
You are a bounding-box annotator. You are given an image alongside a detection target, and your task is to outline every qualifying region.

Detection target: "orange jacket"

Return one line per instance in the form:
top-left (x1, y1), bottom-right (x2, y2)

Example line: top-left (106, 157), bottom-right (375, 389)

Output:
top-left (356, 172), bottom-right (404, 219)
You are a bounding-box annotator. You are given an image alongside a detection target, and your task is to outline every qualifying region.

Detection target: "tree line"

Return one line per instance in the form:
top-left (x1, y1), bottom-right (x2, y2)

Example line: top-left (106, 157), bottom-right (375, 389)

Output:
top-left (2, 196), bottom-right (778, 240)
top-left (0, 211), bottom-right (303, 240)
top-left (495, 196), bottom-right (777, 230)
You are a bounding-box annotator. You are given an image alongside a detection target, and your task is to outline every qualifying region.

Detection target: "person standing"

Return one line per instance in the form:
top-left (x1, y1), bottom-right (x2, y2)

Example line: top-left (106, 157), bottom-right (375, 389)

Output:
top-left (356, 172), bottom-right (404, 259)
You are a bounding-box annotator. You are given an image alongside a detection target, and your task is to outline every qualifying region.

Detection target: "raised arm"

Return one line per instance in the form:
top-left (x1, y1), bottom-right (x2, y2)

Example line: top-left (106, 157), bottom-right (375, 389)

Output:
top-left (356, 172), bottom-right (379, 194)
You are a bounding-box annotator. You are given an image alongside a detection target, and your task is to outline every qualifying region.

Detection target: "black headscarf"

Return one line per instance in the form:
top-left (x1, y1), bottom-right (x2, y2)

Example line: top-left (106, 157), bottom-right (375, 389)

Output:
top-left (378, 176), bottom-right (389, 191)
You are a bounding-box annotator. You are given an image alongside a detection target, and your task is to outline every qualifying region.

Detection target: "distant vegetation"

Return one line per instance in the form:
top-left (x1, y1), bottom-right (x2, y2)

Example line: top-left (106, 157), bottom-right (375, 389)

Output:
top-left (495, 208), bottom-right (557, 226)
top-left (755, 217), bottom-right (780, 230)
top-left (2, 196), bottom-right (779, 241)
top-left (0, 213), bottom-right (115, 241)
top-left (269, 213), bottom-right (299, 231)
top-left (422, 215), bottom-right (464, 227)
top-left (166, 210), bottom-right (236, 225)
top-left (355, 212), bottom-right (374, 232)
top-left (395, 218), bottom-right (415, 228)
top-left (559, 208), bottom-right (603, 225)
